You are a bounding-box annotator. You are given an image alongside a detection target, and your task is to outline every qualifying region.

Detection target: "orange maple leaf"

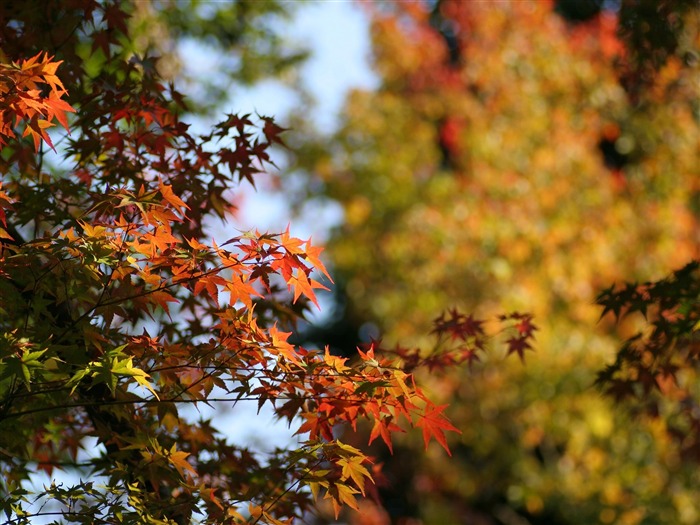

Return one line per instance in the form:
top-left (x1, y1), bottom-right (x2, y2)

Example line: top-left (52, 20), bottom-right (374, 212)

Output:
top-left (415, 403), bottom-right (461, 456)
top-left (368, 416), bottom-right (404, 453)
top-left (287, 268), bottom-right (329, 308)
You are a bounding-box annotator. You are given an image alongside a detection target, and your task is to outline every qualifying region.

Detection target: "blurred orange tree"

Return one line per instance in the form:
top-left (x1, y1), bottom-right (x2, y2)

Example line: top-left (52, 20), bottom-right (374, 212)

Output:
top-left (289, 1), bottom-right (700, 523)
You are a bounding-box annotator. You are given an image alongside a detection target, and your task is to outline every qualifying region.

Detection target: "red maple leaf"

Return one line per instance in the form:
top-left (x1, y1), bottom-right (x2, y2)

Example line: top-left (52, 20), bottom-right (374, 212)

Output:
top-left (415, 403), bottom-right (461, 456)
top-left (506, 336), bottom-right (532, 363)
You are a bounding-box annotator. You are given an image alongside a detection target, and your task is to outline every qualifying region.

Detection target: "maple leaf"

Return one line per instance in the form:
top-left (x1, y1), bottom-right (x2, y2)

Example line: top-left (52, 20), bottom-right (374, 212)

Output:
top-left (148, 290), bottom-right (179, 317)
top-left (111, 357), bottom-right (160, 400)
top-left (269, 324), bottom-right (301, 365)
top-left (260, 114), bottom-right (288, 146)
top-left (279, 225), bottom-right (305, 255)
top-left (338, 456), bottom-right (373, 495)
top-left (368, 417), bottom-right (404, 453)
top-left (296, 412), bottom-right (333, 441)
top-left (287, 267), bottom-right (329, 308)
top-left (158, 179), bottom-right (189, 213)
top-left (37, 57), bottom-right (64, 92)
top-left (597, 284), bottom-right (632, 320)
top-left (325, 483), bottom-right (360, 519)
top-left (506, 336), bottom-right (533, 363)
top-left (432, 309), bottom-right (484, 341)
top-left (0, 182), bottom-right (13, 229)
top-left (44, 90), bottom-right (75, 131)
top-left (303, 237), bottom-right (333, 282)
top-left (514, 315), bottom-right (537, 337)
top-left (168, 446), bottom-right (197, 478)
top-left (415, 403), bottom-right (461, 456)
top-left (323, 346), bottom-right (349, 373)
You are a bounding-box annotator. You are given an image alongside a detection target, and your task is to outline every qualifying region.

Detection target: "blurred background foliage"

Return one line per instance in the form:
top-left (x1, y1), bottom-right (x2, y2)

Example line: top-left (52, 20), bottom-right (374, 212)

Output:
top-left (284, 1), bottom-right (700, 524)
top-left (126, 0), bottom-right (308, 116)
top-left (1, 0), bottom-right (308, 116)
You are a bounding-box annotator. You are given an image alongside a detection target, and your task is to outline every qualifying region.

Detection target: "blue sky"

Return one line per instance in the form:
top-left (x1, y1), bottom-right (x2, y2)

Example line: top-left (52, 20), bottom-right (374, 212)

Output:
top-left (178, 1), bottom-right (377, 245)
top-left (231, 0), bottom-right (378, 240)
top-left (235, 1), bottom-right (378, 131)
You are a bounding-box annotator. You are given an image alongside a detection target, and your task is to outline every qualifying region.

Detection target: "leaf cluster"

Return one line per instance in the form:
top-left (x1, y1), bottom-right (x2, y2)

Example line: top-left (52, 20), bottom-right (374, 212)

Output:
top-left (597, 262), bottom-right (700, 459)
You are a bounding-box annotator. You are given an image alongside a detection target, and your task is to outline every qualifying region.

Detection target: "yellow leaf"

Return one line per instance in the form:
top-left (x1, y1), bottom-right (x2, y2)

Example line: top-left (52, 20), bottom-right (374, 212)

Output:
top-left (338, 456), bottom-right (373, 495)
top-left (226, 507), bottom-right (245, 522)
top-left (168, 448), bottom-right (197, 478)
top-left (324, 483), bottom-right (359, 519)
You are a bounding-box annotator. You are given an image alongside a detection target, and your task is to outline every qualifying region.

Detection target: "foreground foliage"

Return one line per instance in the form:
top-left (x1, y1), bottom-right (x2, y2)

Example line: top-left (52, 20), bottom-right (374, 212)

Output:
top-left (0, 2), bottom-right (535, 523)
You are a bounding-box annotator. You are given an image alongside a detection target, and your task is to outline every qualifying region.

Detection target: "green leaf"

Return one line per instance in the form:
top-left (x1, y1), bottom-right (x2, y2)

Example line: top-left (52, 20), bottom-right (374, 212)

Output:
top-left (111, 356), bottom-right (159, 399)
